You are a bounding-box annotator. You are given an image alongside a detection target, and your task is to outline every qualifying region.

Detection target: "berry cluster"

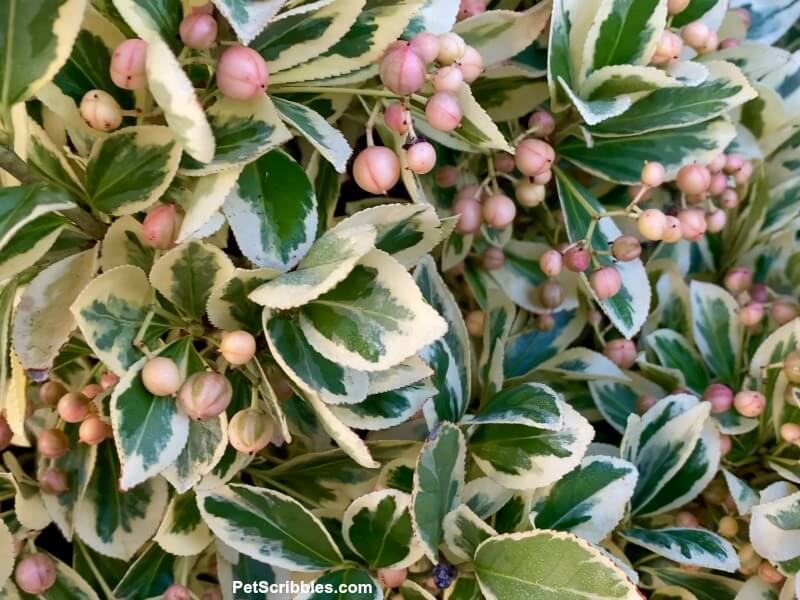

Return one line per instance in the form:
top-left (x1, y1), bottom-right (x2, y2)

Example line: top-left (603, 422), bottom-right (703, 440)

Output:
top-left (723, 265), bottom-right (800, 330)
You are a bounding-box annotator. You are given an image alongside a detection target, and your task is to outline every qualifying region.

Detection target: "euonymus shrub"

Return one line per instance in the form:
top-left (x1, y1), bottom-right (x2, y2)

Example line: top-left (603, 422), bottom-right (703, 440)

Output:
top-left (0, 0), bottom-right (799, 598)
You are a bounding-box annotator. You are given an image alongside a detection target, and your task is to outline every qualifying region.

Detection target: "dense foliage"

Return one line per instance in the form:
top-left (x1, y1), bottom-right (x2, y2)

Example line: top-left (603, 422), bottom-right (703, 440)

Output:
top-left (1, 0), bottom-right (800, 598)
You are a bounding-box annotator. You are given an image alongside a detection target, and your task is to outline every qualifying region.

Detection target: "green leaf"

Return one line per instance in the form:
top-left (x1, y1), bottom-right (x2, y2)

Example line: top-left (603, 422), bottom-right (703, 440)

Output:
top-left (590, 372), bottom-right (662, 434)
top-left (474, 531), bottom-right (641, 600)
top-left (86, 126), bottom-right (181, 216)
top-left (466, 383), bottom-right (563, 430)
top-left (751, 488), bottom-right (800, 563)
top-left (296, 568), bottom-right (381, 600)
top-left (210, 0), bottom-right (284, 45)
top-left (12, 247), bottom-right (98, 371)
top-left (556, 170), bottom-right (650, 338)
top-left (0, 0), bottom-right (87, 107)
top-left (198, 483), bottom-right (343, 571)
top-left (113, 543), bottom-right (178, 600)
top-left (222, 150), bottom-right (317, 271)
top-left (671, 0), bottom-right (717, 27)
top-left (153, 491), bottom-right (212, 557)
top-left (620, 527), bottom-right (739, 571)
top-left (647, 329), bottom-right (709, 395)
top-left (558, 118), bottom-right (736, 184)
top-left (590, 61), bottom-right (757, 135)
top-left (343, 490), bottom-right (422, 569)
top-left (411, 423), bottom-right (466, 561)
top-left (109, 338), bottom-right (202, 490)
top-left (442, 504), bottom-right (497, 563)
top-left (469, 399), bottom-right (594, 490)
top-left (71, 265), bottom-right (168, 376)
top-left (75, 439), bottom-right (169, 560)
top-left (111, 0), bottom-right (182, 50)
top-left (149, 240), bottom-right (235, 322)
top-left (272, 96), bottom-right (353, 173)
top-left (689, 282), bottom-right (742, 387)
top-left (444, 575), bottom-right (482, 600)
top-left (533, 455), bottom-right (638, 543)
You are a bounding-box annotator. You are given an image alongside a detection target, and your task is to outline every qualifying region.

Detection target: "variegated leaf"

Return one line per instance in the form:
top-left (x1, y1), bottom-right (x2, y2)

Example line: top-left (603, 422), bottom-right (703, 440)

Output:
top-left (465, 383), bottom-right (563, 430)
top-left (211, 0), bottom-right (285, 45)
top-left (99, 216), bottom-right (154, 273)
top-left (207, 267), bottom-right (279, 333)
top-left (443, 504), bottom-right (496, 563)
top-left (621, 527), bottom-right (739, 572)
top-left (330, 379), bottom-right (435, 430)
top-left (162, 412), bottom-right (228, 494)
top-left (0, 184), bottom-right (74, 253)
top-left (477, 289), bottom-right (515, 400)
top-left (690, 281), bottom-right (742, 387)
top-left (750, 487), bottom-right (800, 563)
top-left (26, 117), bottom-right (85, 199)
top-left (581, 64), bottom-right (681, 100)
top-left (471, 68), bottom-right (550, 122)
top-left (154, 491), bottom-right (213, 556)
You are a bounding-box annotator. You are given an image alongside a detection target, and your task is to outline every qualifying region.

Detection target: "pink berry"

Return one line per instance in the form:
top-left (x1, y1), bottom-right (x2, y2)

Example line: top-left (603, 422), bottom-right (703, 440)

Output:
top-left (759, 562), bottom-right (785, 585)
top-left (425, 92), bottom-right (463, 131)
top-left (539, 249), bottom-right (563, 277)
top-left (453, 197), bottom-right (482, 234)
top-left (39, 468), bottom-right (69, 495)
top-left (704, 383), bottom-right (733, 414)
top-left (465, 310), bottom-right (484, 336)
top-left (734, 390), bottom-right (766, 417)
top-left (675, 511), bottom-right (699, 528)
top-left (228, 409), bottom-right (273, 453)
top-left (783, 352), bottom-right (800, 384)
top-left (143, 204), bottom-right (182, 249)
top-left (39, 381), bottom-right (66, 406)
top-left (536, 314), bottom-right (556, 331)
top-left (217, 46), bottom-right (269, 100)
top-left (534, 169), bottom-right (552, 185)
top-left (57, 392), bottom-right (91, 423)
top-left (720, 188), bottom-right (739, 208)
top-left (353, 146), bottom-right (400, 194)
top-left (380, 44), bottom-right (426, 96)
top-left (700, 30), bottom-right (719, 54)
top-left (79, 416), bottom-right (110, 445)
top-left (637, 395), bottom-right (658, 414)
top-left (528, 111), bottom-right (555, 137)
top-left (406, 141), bottom-right (437, 174)
top-left (676, 164), bottom-right (711, 194)
top-left (456, 184), bottom-right (482, 202)
top-left (142, 357), bottom-right (182, 396)
top-left (433, 65), bottom-right (464, 92)
top-left (564, 246), bottom-right (591, 272)
top-left (678, 209), bottom-right (707, 241)
top-left (179, 13), bottom-right (217, 50)
top-left (220, 330), bottom-right (257, 365)
top-left (409, 33), bottom-right (440, 64)
top-left (15, 554), bottom-right (56, 595)
top-left (101, 372), bottom-right (120, 390)
top-left (81, 384), bottom-right (103, 400)
top-left (590, 266), bottom-right (622, 299)
top-left (378, 568), bottom-right (408, 589)
top-left (110, 39), bottom-right (147, 90)
top-left (735, 161), bottom-right (753, 185)
top-left (720, 433), bottom-right (732, 455)
top-left (772, 298), bottom-right (799, 325)
top-left (683, 21), bottom-right (711, 50)
top-left (515, 138), bottom-right (555, 177)
top-left (384, 103), bottom-right (410, 134)
top-left (739, 302), bottom-right (764, 327)
top-left (724, 153), bottom-right (745, 175)
top-left (178, 372), bottom-right (233, 420)
top-left (750, 283), bottom-right (769, 303)
top-left (538, 280), bottom-right (564, 309)
top-left (458, 46), bottom-right (484, 83)
top-left (611, 235), bottom-right (642, 261)
top-left (651, 30), bottom-right (683, 64)
top-left (638, 209), bottom-right (667, 241)
top-left (781, 423), bottom-right (800, 444)
top-left (724, 266), bottom-right (752, 294)
top-left (435, 166), bottom-right (459, 188)
top-left (37, 429), bottom-right (69, 459)
top-left (668, 0), bottom-right (690, 14)
top-left (80, 90), bottom-right (123, 131)
top-left (493, 153), bottom-right (515, 173)
top-left (706, 209), bottom-right (726, 233)
top-left (483, 194), bottom-right (516, 228)
top-left (483, 246), bottom-right (505, 271)
top-left (641, 161), bottom-right (666, 187)
top-left (720, 38), bottom-right (741, 49)
top-left (0, 416), bottom-right (11, 450)
top-left (733, 7), bottom-right (752, 27)
top-left (708, 172), bottom-right (728, 195)
top-left (603, 339), bottom-right (637, 369)
top-left (708, 154), bottom-right (727, 173)
top-left (516, 181), bottom-right (546, 207)
top-left (437, 33), bottom-right (466, 65)
top-left (458, 0), bottom-right (486, 19)
top-left (663, 216), bottom-right (683, 243)
top-left (164, 584), bottom-right (191, 600)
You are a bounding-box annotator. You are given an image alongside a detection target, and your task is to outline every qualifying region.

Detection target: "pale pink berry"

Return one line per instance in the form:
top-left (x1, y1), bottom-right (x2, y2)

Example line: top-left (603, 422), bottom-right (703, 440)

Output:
top-left (772, 298), bottom-right (799, 325)
top-left (179, 13), bottom-right (217, 50)
top-left (101, 372), bottom-right (120, 390)
top-left (668, 0), bottom-right (690, 14)
top-left (81, 383), bottom-right (103, 400)
top-left (178, 372), bottom-right (233, 420)
top-left (406, 141), bottom-right (437, 174)
top-left (37, 429), bottom-right (69, 459)
top-left (700, 30), bottom-right (719, 54)
top-left (228, 409), bottom-right (273, 453)
top-left (483, 246), bottom-right (505, 271)
top-left (453, 197), bottom-right (482, 234)
top-left (724, 153), bottom-right (745, 175)
top-left (433, 65), bottom-right (464, 92)
top-left (675, 511), bottom-right (699, 528)
top-left (734, 390), bottom-right (766, 417)
top-left (435, 166), bottom-right (459, 188)
top-left (564, 246), bottom-right (591, 272)
top-left (483, 194), bottom-right (516, 228)
top-left (651, 30), bottom-right (683, 64)
top-left (678, 209), bottom-right (707, 241)
top-left (604, 339), bottom-right (637, 369)
top-left (217, 46), bottom-right (269, 100)
top-left (79, 416), bottom-right (110, 445)
top-left (378, 568), bottom-right (408, 589)
top-left (437, 33), bottom-right (466, 65)
top-left (465, 310), bottom-right (485, 337)
top-left (724, 266), bottom-right (752, 294)
top-left (705, 208), bottom-right (726, 233)
top-left (708, 154), bottom-right (727, 173)
top-left (750, 283), bottom-right (769, 303)
top-left (458, 46), bottom-right (484, 83)
top-left (164, 584), bottom-right (191, 600)
top-left (516, 181), bottom-right (546, 207)
top-left (110, 39), bottom-right (147, 90)
top-left (142, 357), bottom-right (182, 396)
top-left (15, 554), bottom-right (56, 595)
top-left (676, 164), bottom-right (711, 194)
top-left (720, 433), bottom-right (732, 455)
top-left (704, 383), bottom-right (733, 414)
top-left (590, 266), bottom-right (622, 299)
top-left (353, 146), bottom-right (400, 194)
top-left (515, 138), bottom-right (555, 176)
top-left (539, 250), bottom-right (562, 277)
top-left (57, 392), bottom-right (91, 423)
top-left (458, 0), bottom-right (486, 20)
top-left (40, 381), bottom-right (66, 406)
top-left (733, 7), bottom-right (752, 27)
top-left (384, 103), bottom-right (410, 134)
top-left (739, 302), bottom-right (764, 327)
top-left (663, 215), bottom-right (683, 243)
top-left (718, 516), bottom-right (739, 538)
top-left (425, 92), bottom-right (463, 131)
top-left (143, 204), bottom-right (183, 249)
top-left (735, 161), bottom-right (753, 185)
top-left (534, 169), bottom-right (553, 185)
top-left (637, 395), bottom-right (658, 414)
top-left (80, 90), bottom-right (123, 131)
top-left (456, 184), bottom-right (482, 202)
top-left (220, 330), bottom-right (256, 365)
top-left (0, 416), bottom-right (11, 450)
top-left (493, 153), bottom-right (515, 173)
top-left (409, 32), bottom-right (440, 64)
top-left (536, 314), bottom-right (556, 331)
top-left (720, 188), bottom-right (739, 208)
top-left (759, 562), bottom-right (785, 585)
top-left (611, 235), bottom-right (641, 261)
top-left (528, 111), bottom-right (555, 137)
top-left (641, 161), bottom-right (666, 187)
top-left (683, 21), bottom-right (711, 50)
top-left (784, 351), bottom-right (800, 384)
top-left (708, 172), bottom-right (728, 195)
top-left (638, 208), bottom-right (667, 241)
top-left (380, 44), bottom-right (426, 96)
top-left (538, 280), bottom-right (564, 309)
top-left (781, 423), bottom-right (800, 444)
top-left (39, 468), bottom-right (69, 495)
top-left (720, 38), bottom-right (741, 49)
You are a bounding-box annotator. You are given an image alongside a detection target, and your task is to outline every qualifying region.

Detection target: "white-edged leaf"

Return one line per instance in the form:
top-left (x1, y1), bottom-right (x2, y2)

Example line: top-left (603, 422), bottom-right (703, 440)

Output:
top-left (211, 0), bottom-right (285, 45)
top-left (465, 383), bottom-right (563, 430)
top-left (621, 527), bottom-right (739, 572)
top-left (443, 503), bottom-right (497, 563)
top-left (154, 491), bottom-right (213, 556)
top-left (751, 489), bottom-right (800, 563)
top-left (690, 281), bottom-right (742, 387)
